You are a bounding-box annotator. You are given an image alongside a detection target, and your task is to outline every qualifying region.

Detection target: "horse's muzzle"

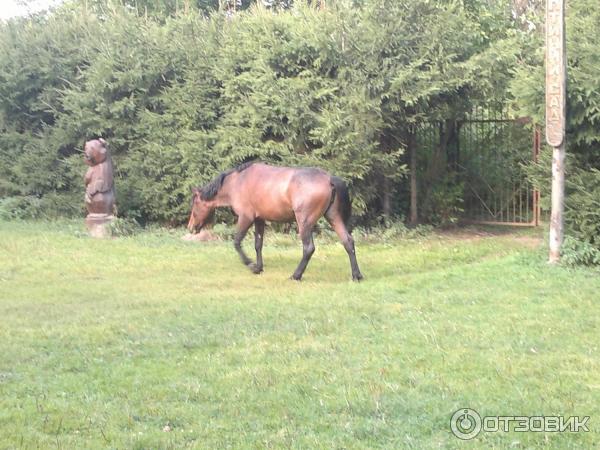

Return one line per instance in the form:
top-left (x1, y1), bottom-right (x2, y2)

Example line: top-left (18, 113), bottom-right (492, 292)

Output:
top-left (187, 221), bottom-right (203, 234)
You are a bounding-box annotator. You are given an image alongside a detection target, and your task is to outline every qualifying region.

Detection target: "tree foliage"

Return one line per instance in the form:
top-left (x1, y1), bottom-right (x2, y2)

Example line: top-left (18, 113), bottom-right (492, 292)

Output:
top-left (511, 0), bottom-right (600, 261)
top-left (1, 0), bottom-right (594, 233)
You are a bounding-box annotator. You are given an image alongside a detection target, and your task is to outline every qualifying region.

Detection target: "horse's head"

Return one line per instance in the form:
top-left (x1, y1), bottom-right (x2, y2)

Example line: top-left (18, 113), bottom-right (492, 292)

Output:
top-left (187, 187), bottom-right (214, 233)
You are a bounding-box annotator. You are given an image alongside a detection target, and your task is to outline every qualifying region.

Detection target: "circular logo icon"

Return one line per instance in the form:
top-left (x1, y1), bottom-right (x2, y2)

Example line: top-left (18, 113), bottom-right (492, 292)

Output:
top-left (450, 408), bottom-right (482, 440)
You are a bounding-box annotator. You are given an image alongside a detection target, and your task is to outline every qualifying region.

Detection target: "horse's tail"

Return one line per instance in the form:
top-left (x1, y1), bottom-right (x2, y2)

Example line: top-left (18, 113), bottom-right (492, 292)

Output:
top-left (328, 176), bottom-right (353, 231)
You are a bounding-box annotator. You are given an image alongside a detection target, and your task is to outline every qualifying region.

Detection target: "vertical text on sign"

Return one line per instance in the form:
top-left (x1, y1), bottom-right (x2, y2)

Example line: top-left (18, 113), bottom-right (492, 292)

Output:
top-left (545, 0), bottom-right (565, 147)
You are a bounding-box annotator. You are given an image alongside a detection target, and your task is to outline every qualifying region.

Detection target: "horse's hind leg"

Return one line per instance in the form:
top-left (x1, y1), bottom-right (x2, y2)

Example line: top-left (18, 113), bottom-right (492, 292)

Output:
top-left (326, 214), bottom-right (363, 281)
top-left (291, 215), bottom-right (316, 281)
top-left (234, 215), bottom-right (254, 268)
top-left (251, 218), bottom-right (265, 274)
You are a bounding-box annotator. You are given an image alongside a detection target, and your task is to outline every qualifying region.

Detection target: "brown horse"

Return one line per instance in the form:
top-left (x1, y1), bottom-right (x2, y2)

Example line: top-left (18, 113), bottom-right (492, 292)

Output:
top-left (187, 162), bottom-right (363, 281)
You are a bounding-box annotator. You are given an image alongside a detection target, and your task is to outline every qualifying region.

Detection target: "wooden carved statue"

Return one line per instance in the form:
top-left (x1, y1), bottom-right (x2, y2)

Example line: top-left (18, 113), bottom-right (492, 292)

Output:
top-left (84, 138), bottom-right (115, 236)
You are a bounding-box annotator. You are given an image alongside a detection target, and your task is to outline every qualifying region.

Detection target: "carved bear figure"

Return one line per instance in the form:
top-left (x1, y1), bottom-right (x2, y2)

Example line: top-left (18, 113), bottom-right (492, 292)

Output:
top-left (84, 138), bottom-right (115, 216)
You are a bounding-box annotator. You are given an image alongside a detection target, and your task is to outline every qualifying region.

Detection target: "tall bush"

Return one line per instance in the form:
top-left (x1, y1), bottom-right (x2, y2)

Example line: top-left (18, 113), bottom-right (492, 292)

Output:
top-left (0, 0), bottom-right (540, 225)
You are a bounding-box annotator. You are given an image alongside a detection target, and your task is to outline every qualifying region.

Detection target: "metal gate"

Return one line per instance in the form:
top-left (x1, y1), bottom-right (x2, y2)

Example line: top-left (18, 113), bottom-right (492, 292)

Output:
top-left (416, 105), bottom-right (541, 226)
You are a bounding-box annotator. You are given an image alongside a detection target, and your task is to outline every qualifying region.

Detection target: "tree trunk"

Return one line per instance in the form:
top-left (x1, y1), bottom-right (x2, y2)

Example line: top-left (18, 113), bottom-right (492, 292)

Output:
top-left (382, 177), bottom-right (391, 219)
top-left (408, 128), bottom-right (418, 226)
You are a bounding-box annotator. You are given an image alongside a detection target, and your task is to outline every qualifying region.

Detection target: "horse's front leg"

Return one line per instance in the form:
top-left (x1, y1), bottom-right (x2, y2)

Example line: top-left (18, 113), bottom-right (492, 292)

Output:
top-left (251, 219), bottom-right (265, 274)
top-left (234, 216), bottom-right (254, 268)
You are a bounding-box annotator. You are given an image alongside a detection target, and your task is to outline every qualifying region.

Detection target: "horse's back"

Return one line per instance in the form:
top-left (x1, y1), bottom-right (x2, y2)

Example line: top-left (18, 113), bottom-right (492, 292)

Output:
top-left (238, 163), bottom-right (332, 222)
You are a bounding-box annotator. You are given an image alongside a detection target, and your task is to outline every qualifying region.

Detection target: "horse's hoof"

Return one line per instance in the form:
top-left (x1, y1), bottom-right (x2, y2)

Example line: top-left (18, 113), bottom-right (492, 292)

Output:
top-left (352, 273), bottom-right (364, 282)
top-left (248, 263), bottom-right (263, 274)
top-left (290, 275), bottom-right (302, 281)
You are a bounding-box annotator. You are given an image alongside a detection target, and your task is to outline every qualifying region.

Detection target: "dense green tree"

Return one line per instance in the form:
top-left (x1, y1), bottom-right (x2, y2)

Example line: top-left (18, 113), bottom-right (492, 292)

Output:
top-left (0, 7), bottom-right (93, 217)
top-left (2, 0), bottom-right (595, 239)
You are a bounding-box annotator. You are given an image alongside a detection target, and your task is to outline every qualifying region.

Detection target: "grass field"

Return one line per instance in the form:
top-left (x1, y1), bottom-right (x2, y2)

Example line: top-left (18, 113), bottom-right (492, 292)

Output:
top-left (1, 220), bottom-right (599, 449)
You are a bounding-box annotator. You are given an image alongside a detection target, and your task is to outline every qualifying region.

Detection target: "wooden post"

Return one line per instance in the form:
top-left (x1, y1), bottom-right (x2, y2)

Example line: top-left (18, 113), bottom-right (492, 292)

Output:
top-left (546, 0), bottom-right (567, 263)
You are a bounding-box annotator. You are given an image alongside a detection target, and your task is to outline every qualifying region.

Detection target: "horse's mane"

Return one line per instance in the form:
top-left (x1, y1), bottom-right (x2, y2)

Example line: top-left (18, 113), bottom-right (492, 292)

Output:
top-left (200, 161), bottom-right (255, 200)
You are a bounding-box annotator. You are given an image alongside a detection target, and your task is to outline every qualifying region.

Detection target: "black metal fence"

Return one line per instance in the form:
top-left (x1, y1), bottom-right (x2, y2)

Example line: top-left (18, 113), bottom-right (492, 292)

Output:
top-left (415, 105), bottom-right (540, 226)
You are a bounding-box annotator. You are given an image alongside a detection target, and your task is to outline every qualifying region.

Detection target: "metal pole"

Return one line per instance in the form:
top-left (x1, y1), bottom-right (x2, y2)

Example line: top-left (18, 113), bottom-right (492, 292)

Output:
top-left (546, 0), bottom-right (567, 263)
top-left (533, 127), bottom-right (541, 227)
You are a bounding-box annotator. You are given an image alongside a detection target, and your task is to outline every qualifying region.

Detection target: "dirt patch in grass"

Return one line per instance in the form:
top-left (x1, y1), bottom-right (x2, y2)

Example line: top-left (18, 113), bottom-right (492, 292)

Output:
top-left (434, 225), bottom-right (543, 248)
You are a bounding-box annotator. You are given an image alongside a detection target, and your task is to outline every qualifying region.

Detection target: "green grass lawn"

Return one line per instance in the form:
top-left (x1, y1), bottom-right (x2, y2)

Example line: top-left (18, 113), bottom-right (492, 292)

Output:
top-left (1, 220), bottom-right (599, 449)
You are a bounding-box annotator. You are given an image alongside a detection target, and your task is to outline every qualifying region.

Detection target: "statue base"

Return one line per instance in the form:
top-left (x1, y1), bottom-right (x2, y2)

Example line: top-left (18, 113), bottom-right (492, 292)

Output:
top-left (85, 214), bottom-right (114, 238)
